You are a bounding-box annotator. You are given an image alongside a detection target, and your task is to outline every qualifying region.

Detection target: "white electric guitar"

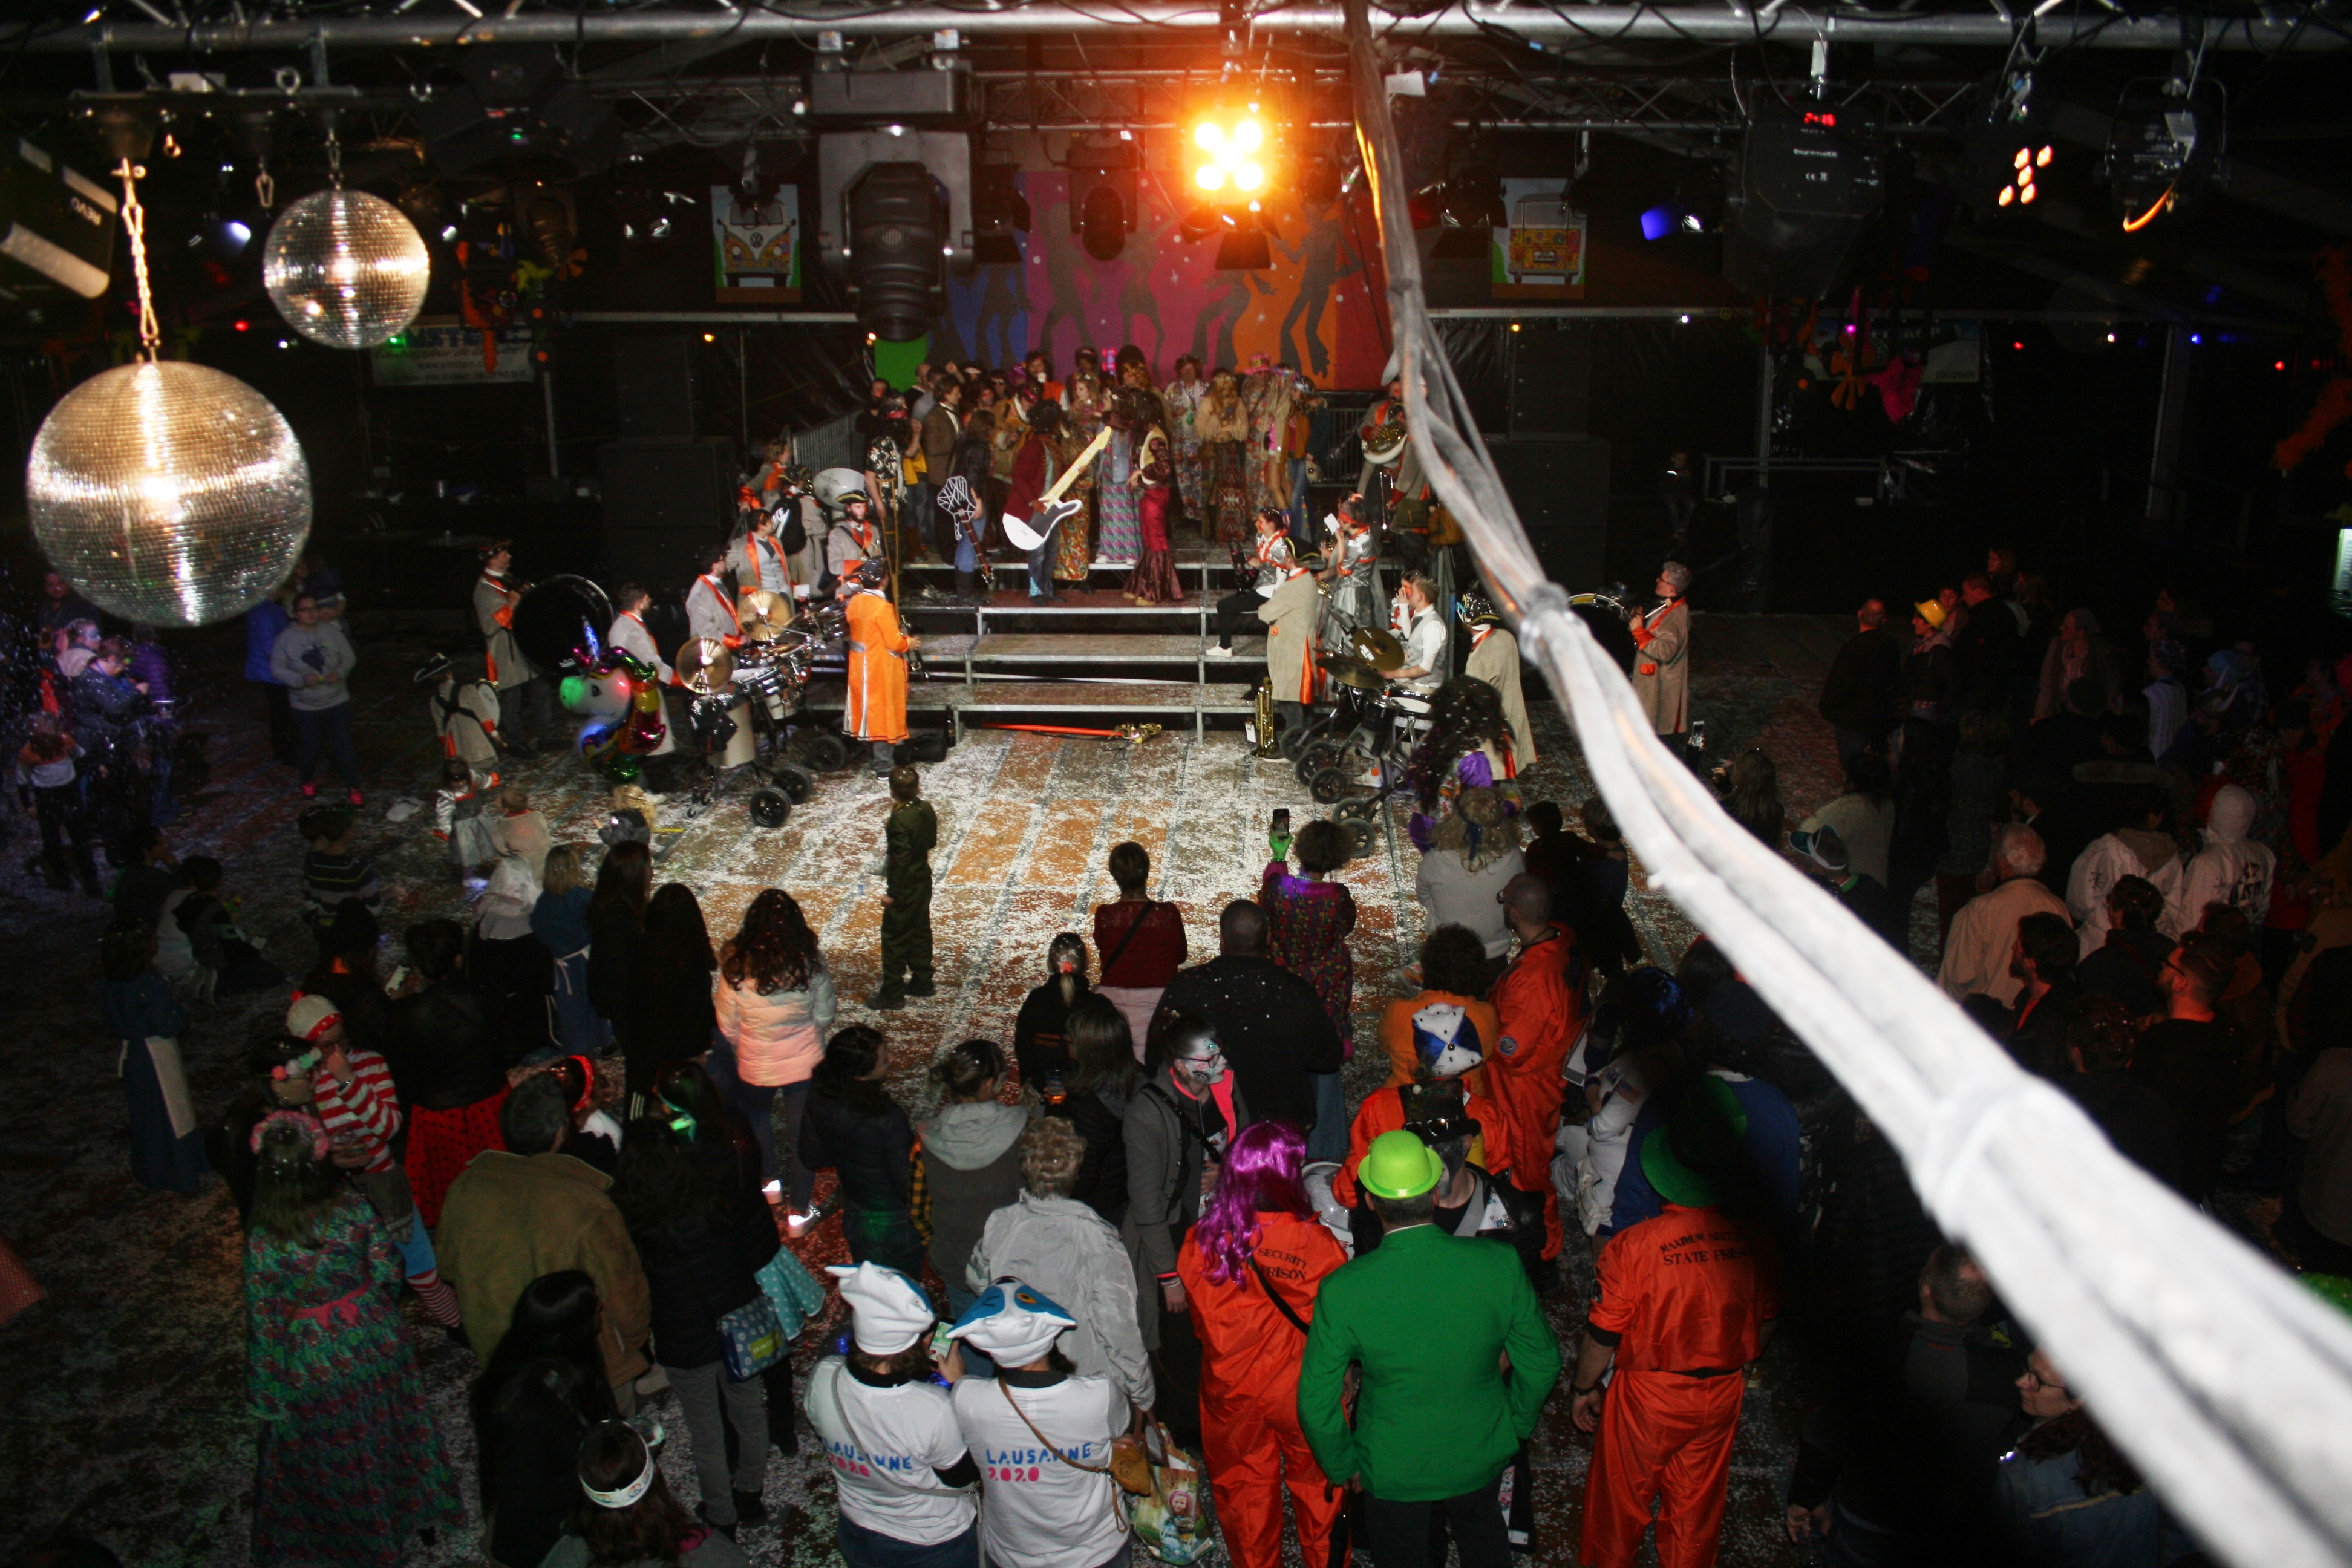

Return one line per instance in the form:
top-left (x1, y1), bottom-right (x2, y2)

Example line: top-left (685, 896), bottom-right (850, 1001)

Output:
top-left (1004, 425), bottom-right (1114, 552)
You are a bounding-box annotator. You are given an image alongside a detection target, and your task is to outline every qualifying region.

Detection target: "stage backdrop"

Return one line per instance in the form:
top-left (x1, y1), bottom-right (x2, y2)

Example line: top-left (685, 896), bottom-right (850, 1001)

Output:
top-left (927, 170), bottom-right (1390, 387)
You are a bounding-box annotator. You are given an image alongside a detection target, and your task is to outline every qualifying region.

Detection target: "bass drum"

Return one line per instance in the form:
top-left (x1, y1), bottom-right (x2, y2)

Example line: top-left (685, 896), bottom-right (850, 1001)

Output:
top-left (512, 575), bottom-right (615, 678)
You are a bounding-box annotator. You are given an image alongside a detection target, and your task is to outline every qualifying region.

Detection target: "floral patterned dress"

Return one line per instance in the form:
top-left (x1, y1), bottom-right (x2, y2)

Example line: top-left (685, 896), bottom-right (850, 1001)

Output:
top-left (247, 1194), bottom-right (462, 1565)
top-left (1195, 388), bottom-right (1253, 544)
top-left (1051, 433), bottom-right (1098, 585)
top-left (1261, 863), bottom-right (1357, 1048)
top-left (1096, 426), bottom-right (1146, 563)
top-left (1163, 376), bottom-right (1207, 523)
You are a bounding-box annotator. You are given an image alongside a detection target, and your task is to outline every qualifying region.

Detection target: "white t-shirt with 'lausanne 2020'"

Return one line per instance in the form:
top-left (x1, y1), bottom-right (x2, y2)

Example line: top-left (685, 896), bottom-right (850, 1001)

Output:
top-left (806, 1358), bottom-right (978, 1544)
top-left (953, 1371), bottom-right (1129, 1568)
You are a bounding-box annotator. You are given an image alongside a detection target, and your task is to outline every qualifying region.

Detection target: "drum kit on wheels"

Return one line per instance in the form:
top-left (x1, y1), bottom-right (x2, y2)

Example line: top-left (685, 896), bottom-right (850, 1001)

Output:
top-left (513, 575), bottom-right (854, 829)
top-left (1276, 625), bottom-right (1432, 860)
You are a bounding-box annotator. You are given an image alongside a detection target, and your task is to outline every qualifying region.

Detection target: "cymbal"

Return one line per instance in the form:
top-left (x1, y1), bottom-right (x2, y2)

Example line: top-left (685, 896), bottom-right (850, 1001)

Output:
top-left (676, 637), bottom-right (737, 694)
top-left (1319, 653), bottom-right (1388, 692)
top-left (737, 589), bottom-right (792, 642)
top-left (1350, 626), bottom-right (1405, 668)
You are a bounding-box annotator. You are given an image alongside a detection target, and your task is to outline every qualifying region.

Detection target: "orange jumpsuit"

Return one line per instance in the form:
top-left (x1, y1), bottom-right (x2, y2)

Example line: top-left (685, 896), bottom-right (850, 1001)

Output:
top-left (1378, 989), bottom-right (1498, 1098)
top-left (1175, 1213), bottom-right (1348, 1568)
top-left (1487, 928), bottom-right (1586, 1260)
top-left (1331, 1081), bottom-right (1511, 1208)
top-left (1580, 1204), bottom-right (1780, 1568)
top-left (844, 589), bottom-right (912, 745)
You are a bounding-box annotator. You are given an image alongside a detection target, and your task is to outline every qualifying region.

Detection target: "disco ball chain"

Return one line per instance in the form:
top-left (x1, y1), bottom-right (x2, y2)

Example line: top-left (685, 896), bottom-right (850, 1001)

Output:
top-left (114, 158), bottom-right (160, 360)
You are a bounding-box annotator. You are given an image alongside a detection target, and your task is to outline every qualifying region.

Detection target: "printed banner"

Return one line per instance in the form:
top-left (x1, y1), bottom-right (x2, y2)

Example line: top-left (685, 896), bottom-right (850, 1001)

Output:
top-left (713, 185), bottom-right (803, 304)
top-left (368, 321), bottom-right (535, 385)
top-left (1492, 179), bottom-right (1587, 301)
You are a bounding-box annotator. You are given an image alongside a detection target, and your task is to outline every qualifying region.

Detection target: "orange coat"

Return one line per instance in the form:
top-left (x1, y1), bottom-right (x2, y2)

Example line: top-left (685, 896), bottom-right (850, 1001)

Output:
top-left (1332, 1082), bottom-right (1511, 1209)
top-left (1176, 1212), bottom-right (1348, 1568)
top-left (1380, 988), bottom-right (1499, 1099)
top-left (1488, 929), bottom-right (1586, 1259)
top-left (844, 590), bottom-right (912, 744)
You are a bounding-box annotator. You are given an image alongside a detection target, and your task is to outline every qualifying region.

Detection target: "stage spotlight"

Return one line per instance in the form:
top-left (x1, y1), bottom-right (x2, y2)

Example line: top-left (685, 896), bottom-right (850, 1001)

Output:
top-left (972, 162), bottom-right (1030, 265)
top-left (2106, 73), bottom-right (2224, 231)
top-left (1068, 137), bottom-right (1138, 261)
top-left (1215, 226), bottom-right (1272, 270)
top-left (1189, 105), bottom-right (1273, 201)
top-left (843, 162), bottom-right (947, 341)
top-left (1641, 206), bottom-right (1676, 242)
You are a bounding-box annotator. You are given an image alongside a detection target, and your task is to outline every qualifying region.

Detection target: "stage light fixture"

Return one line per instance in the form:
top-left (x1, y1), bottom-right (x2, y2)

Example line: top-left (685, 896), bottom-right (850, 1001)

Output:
top-left (1188, 106), bottom-right (1272, 200)
top-left (2105, 71), bottom-right (2224, 231)
top-left (1641, 205), bottom-right (1676, 242)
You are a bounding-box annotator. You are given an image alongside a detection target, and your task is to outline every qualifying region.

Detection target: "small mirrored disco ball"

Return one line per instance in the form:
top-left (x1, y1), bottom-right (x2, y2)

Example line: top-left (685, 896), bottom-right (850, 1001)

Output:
top-left (28, 361), bottom-right (312, 626)
top-left (263, 188), bottom-right (431, 350)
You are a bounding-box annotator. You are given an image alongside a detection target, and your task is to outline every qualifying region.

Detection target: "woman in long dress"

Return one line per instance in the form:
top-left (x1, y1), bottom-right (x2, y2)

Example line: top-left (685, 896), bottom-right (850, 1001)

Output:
top-left (97, 918), bottom-right (206, 1194)
top-left (1050, 418), bottom-right (1099, 589)
top-left (246, 1111), bottom-right (462, 1565)
top-left (1195, 367), bottom-right (1253, 544)
top-left (1123, 393), bottom-right (1184, 605)
top-left (1241, 356), bottom-right (1295, 517)
top-left (1094, 397), bottom-right (1146, 564)
top-left (1163, 356), bottom-right (1207, 524)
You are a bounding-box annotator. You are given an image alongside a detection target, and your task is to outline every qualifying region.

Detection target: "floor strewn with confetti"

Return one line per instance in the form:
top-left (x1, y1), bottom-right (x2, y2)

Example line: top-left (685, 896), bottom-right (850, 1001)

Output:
top-left (1, 612), bottom-right (1869, 1567)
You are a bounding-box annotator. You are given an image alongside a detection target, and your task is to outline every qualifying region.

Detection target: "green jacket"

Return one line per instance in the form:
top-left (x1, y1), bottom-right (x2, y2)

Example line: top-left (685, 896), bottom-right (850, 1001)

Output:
top-left (1296, 1223), bottom-right (1561, 1500)
top-left (885, 799), bottom-right (937, 897)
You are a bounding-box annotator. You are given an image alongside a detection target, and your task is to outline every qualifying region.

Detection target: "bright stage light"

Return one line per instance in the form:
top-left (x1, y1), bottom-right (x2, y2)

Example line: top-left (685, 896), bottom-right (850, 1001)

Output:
top-left (1188, 111), bottom-right (1271, 197)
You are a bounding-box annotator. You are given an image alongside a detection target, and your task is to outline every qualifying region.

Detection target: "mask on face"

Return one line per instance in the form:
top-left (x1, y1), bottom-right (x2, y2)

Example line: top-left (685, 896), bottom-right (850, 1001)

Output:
top-left (1178, 1050), bottom-right (1228, 1087)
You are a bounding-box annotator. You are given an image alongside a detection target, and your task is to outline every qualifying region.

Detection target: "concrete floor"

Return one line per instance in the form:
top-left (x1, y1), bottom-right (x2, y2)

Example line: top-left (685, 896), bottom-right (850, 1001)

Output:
top-left (0, 610), bottom-right (1861, 1568)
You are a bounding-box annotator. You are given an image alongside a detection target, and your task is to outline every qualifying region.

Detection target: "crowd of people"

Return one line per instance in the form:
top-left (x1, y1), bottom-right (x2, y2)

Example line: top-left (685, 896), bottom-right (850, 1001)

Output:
top-left (25, 436), bottom-right (2352, 1568)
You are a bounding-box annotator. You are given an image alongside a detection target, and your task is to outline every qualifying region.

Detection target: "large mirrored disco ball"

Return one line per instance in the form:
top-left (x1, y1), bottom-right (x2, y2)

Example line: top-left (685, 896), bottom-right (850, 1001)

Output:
top-left (262, 188), bottom-right (431, 350)
top-left (28, 361), bottom-right (312, 626)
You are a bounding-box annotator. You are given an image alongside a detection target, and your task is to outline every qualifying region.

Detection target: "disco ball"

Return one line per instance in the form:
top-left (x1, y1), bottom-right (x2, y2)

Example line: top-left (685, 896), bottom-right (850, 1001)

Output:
top-left (28, 361), bottom-right (312, 627)
top-left (262, 187), bottom-right (431, 350)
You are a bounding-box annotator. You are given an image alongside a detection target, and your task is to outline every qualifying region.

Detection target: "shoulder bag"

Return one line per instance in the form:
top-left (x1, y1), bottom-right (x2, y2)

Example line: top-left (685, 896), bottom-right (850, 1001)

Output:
top-left (998, 1381), bottom-right (1155, 1497)
top-left (1097, 900), bottom-right (1160, 982)
top-left (1249, 1258), bottom-right (1313, 1336)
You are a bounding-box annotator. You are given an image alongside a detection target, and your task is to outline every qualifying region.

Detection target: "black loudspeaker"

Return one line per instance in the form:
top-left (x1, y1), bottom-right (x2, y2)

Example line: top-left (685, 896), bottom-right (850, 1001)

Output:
top-left (612, 334), bottom-right (699, 444)
top-left (1723, 107), bottom-right (1884, 299)
top-left (1508, 321), bottom-right (1592, 439)
top-left (598, 442), bottom-right (733, 589)
top-left (0, 137), bottom-right (117, 298)
top-left (1492, 438), bottom-right (1611, 589)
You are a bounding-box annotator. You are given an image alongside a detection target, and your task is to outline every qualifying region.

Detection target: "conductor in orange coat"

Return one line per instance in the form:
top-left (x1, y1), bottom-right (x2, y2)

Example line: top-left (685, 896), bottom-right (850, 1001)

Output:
top-left (841, 561), bottom-right (918, 771)
top-left (1488, 873), bottom-right (1588, 1267)
top-left (1175, 1120), bottom-right (1350, 1568)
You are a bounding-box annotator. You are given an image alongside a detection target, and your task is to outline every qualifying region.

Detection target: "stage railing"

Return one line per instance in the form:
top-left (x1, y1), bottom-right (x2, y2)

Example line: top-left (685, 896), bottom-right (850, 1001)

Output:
top-left (1339, 3), bottom-right (2352, 1563)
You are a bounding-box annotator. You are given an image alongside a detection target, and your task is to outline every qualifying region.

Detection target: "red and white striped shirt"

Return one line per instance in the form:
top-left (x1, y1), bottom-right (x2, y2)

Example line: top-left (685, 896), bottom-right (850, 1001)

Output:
top-left (311, 1048), bottom-right (402, 1173)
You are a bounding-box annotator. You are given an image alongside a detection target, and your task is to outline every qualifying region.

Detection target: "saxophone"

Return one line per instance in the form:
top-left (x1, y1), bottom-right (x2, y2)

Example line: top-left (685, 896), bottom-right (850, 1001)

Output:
top-left (1250, 678), bottom-right (1284, 757)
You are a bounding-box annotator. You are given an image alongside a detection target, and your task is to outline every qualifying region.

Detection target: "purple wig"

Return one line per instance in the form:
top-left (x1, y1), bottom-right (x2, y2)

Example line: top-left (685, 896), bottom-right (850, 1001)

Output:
top-left (1192, 1120), bottom-right (1313, 1285)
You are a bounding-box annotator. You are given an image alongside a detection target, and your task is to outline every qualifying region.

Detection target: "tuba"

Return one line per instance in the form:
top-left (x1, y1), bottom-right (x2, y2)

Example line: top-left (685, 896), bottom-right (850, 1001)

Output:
top-left (1361, 415), bottom-right (1409, 466)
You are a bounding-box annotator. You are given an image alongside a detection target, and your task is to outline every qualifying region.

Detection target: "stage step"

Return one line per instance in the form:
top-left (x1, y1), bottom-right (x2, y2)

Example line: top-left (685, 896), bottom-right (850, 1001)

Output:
top-left (961, 633), bottom-right (1266, 666)
top-left (800, 676), bottom-right (1256, 741)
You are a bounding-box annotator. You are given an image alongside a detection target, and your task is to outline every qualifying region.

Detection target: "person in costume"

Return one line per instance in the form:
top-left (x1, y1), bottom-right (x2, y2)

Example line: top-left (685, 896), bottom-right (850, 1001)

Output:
top-left (1357, 375), bottom-right (1431, 533)
top-left (1573, 1078), bottom-right (1780, 1568)
top-left (728, 503), bottom-right (799, 605)
top-left (1460, 587), bottom-right (1537, 767)
top-left (1631, 561), bottom-right (1693, 739)
top-left (1376, 571), bottom-right (1448, 696)
top-left (474, 540), bottom-right (550, 753)
top-left (1256, 547), bottom-right (1324, 742)
top-left (806, 1261), bottom-right (981, 1568)
top-left (243, 1110), bottom-right (463, 1566)
top-left (869, 764), bottom-right (938, 1011)
top-left (1173, 1120), bottom-right (1348, 1568)
top-left (1486, 873), bottom-right (1587, 1273)
top-left (1122, 391), bottom-right (1183, 606)
top-left (1210, 507), bottom-right (1296, 658)
top-left (1332, 1001), bottom-right (1514, 1249)
top-left (946, 1281), bottom-right (1132, 1568)
top-left (543, 1419), bottom-right (747, 1567)
top-left (826, 491), bottom-right (884, 598)
top-left (1094, 386), bottom-right (1147, 565)
top-left (1298, 1129), bottom-right (1559, 1568)
top-left (1004, 400), bottom-right (1070, 602)
top-left (843, 562), bottom-right (919, 773)
top-left (1196, 367), bottom-right (1253, 543)
top-left (1318, 495), bottom-right (1383, 645)
top-left (98, 918), bottom-right (207, 1194)
top-left (685, 544), bottom-right (744, 648)
top-left (1163, 354), bottom-right (1208, 523)
top-left (416, 651), bottom-right (503, 781)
